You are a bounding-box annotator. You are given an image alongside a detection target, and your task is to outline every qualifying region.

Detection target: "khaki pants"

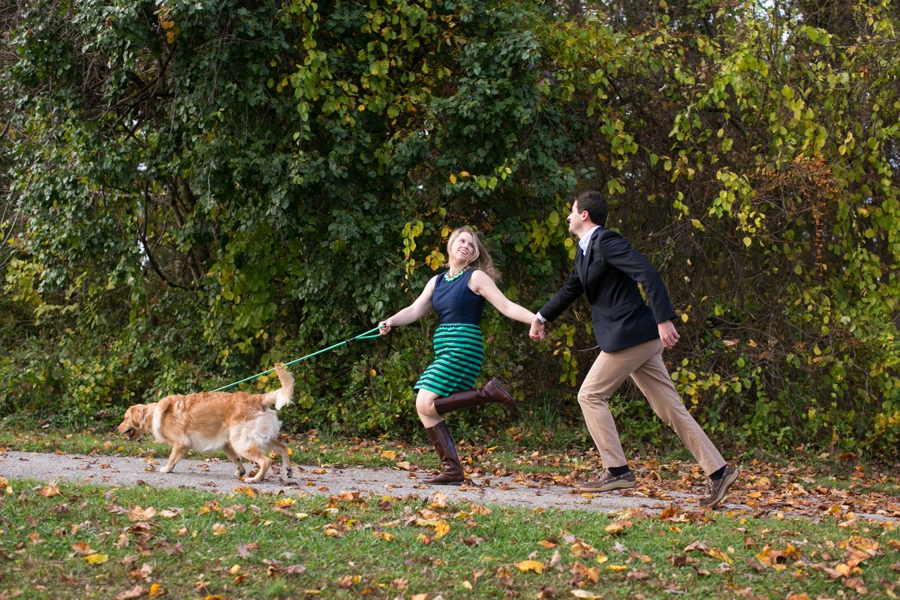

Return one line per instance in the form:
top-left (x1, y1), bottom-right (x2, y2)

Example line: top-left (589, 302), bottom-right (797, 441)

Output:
top-left (578, 338), bottom-right (725, 475)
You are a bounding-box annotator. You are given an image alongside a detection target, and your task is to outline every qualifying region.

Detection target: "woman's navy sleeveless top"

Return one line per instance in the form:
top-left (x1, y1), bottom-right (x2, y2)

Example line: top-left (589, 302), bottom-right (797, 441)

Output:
top-left (431, 269), bottom-right (485, 325)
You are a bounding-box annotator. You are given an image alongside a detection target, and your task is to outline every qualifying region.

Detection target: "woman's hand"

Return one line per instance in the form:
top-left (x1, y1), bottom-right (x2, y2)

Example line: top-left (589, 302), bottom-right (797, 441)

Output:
top-left (529, 316), bottom-right (545, 341)
top-left (378, 319), bottom-right (393, 335)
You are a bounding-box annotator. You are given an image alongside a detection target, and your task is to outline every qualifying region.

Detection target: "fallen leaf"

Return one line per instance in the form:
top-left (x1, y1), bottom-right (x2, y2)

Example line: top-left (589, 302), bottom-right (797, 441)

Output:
top-left (39, 485), bottom-right (62, 497)
top-left (71, 541), bottom-right (94, 555)
top-left (538, 539), bottom-right (557, 549)
top-left (85, 554), bottom-right (109, 564)
top-left (212, 523), bottom-right (226, 535)
top-left (809, 563), bottom-right (843, 579)
top-left (707, 547), bottom-right (734, 564)
top-left (571, 591), bottom-right (601, 599)
top-left (234, 486), bottom-right (257, 498)
top-left (115, 585), bottom-right (147, 600)
top-left (627, 569), bottom-right (650, 580)
top-left (669, 554), bottom-right (687, 567)
top-left (282, 565), bottom-right (307, 575)
top-left (605, 520), bottom-right (633, 535)
top-left (517, 560), bottom-right (545, 574)
top-left (843, 577), bottom-right (867, 593)
top-left (128, 506), bottom-right (156, 522)
top-left (571, 541), bottom-right (597, 558)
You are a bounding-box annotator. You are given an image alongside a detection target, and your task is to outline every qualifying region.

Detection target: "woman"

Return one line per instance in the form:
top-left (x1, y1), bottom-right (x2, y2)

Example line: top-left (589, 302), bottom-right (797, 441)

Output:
top-left (380, 226), bottom-right (540, 485)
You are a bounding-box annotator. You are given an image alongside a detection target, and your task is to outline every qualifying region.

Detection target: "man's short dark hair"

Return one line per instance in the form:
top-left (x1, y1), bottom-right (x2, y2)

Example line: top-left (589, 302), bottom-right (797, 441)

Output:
top-left (574, 191), bottom-right (608, 227)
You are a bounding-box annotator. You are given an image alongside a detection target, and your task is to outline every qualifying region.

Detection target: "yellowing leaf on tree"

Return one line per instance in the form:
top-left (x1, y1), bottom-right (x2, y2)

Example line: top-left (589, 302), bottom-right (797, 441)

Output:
top-left (449, 174), bottom-right (457, 184)
top-left (85, 553), bottom-right (109, 564)
top-left (516, 560), bottom-right (544, 574)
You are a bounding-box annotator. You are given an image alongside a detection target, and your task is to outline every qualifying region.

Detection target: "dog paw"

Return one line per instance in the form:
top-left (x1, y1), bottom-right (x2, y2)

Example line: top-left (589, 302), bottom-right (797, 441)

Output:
top-left (286, 467), bottom-right (293, 478)
top-left (160, 466), bottom-right (173, 473)
top-left (234, 468), bottom-right (246, 478)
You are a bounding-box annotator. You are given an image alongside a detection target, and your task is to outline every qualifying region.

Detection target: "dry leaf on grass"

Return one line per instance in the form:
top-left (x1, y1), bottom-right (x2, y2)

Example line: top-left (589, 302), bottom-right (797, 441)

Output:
top-left (114, 585), bottom-right (147, 600)
top-left (605, 520), bottom-right (632, 535)
top-left (517, 560), bottom-right (545, 574)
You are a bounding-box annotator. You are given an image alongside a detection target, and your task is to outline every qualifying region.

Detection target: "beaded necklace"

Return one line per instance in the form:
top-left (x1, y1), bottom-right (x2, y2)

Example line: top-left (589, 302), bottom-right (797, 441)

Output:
top-left (444, 267), bottom-right (469, 282)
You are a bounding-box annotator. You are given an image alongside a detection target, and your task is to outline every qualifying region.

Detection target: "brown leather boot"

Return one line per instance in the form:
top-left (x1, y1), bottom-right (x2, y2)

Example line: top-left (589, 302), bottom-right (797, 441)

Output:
top-left (433, 377), bottom-right (519, 416)
top-left (423, 422), bottom-right (465, 485)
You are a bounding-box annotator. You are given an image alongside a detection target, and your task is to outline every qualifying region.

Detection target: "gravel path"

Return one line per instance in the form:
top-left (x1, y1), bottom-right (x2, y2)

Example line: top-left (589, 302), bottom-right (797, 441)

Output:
top-left (0, 450), bottom-right (740, 514)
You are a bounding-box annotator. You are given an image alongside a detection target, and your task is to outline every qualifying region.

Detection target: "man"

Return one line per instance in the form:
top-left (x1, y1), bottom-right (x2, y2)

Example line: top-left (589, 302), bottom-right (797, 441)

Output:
top-left (529, 191), bottom-right (738, 508)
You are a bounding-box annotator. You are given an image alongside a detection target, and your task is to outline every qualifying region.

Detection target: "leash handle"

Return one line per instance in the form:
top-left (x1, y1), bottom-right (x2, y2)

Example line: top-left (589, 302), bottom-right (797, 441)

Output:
top-left (209, 325), bottom-right (384, 392)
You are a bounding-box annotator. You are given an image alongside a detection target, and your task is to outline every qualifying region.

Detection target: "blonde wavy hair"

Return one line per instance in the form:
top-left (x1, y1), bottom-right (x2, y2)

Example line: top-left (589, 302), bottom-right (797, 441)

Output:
top-left (446, 226), bottom-right (500, 282)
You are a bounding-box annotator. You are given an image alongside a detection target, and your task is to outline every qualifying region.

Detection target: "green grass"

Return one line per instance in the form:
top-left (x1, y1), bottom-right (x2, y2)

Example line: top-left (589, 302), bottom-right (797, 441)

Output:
top-left (1, 477), bottom-right (898, 599)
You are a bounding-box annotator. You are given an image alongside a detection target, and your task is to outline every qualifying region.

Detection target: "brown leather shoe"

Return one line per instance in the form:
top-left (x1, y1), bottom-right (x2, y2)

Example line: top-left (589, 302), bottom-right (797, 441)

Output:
top-left (699, 465), bottom-right (739, 508)
top-left (423, 422), bottom-right (464, 485)
top-left (578, 470), bottom-right (636, 493)
top-left (433, 377), bottom-right (519, 416)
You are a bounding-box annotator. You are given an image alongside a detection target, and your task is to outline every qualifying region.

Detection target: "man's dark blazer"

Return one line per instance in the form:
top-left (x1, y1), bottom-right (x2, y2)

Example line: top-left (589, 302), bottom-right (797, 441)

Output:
top-left (539, 227), bottom-right (677, 353)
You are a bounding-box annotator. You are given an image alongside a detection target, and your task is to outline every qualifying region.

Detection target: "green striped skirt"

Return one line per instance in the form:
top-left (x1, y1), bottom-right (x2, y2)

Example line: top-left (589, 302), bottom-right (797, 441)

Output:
top-left (415, 323), bottom-right (484, 396)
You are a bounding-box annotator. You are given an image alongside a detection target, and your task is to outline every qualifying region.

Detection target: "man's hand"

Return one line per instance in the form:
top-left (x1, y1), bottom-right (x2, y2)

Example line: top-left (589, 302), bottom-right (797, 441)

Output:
top-left (529, 316), bottom-right (546, 341)
top-left (658, 319), bottom-right (680, 349)
top-left (378, 319), bottom-right (393, 335)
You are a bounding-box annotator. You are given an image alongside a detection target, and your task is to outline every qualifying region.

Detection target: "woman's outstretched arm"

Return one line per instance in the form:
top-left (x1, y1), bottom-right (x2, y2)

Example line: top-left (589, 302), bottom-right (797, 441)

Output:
top-left (469, 270), bottom-right (535, 325)
top-left (379, 275), bottom-right (439, 334)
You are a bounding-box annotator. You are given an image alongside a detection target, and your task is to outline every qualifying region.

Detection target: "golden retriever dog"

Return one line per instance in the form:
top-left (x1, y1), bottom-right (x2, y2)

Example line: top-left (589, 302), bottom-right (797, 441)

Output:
top-left (118, 364), bottom-right (294, 483)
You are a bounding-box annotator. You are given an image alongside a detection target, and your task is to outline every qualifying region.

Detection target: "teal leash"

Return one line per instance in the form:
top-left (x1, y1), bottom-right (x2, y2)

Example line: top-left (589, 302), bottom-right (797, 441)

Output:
top-left (210, 325), bottom-right (384, 392)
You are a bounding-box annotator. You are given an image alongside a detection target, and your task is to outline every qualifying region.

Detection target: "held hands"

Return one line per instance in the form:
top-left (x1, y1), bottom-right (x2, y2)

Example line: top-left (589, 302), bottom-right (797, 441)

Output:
top-left (529, 316), bottom-right (546, 341)
top-left (658, 319), bottom-right (680, 349)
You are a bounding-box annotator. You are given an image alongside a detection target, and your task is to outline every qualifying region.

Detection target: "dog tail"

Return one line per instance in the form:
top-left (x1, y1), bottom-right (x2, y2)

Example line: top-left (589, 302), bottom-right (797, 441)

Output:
top-left (262, 363), bottom-right (294, 410)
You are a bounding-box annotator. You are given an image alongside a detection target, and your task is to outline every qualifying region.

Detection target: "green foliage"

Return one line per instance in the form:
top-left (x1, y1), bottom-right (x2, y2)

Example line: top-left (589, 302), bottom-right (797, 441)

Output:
top-left (3, 0), bottom-right (900, 460)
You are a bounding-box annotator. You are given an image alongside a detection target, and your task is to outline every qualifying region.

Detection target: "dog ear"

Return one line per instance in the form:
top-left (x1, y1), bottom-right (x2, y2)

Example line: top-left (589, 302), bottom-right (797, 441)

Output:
top-left (138, 404), bottom-right (154, 427)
